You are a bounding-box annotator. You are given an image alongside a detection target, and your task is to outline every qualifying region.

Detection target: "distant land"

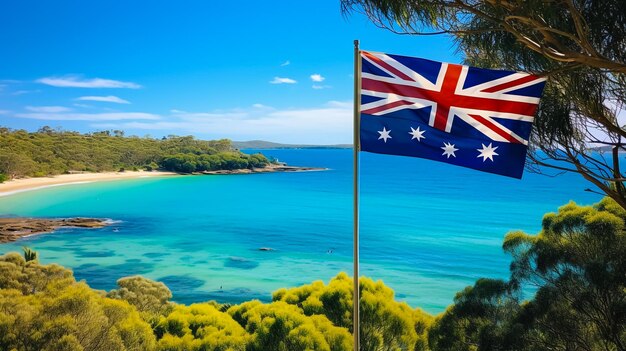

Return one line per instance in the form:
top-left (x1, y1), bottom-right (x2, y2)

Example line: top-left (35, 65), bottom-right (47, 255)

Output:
top-left (233, 140), bottom-right (352, 149)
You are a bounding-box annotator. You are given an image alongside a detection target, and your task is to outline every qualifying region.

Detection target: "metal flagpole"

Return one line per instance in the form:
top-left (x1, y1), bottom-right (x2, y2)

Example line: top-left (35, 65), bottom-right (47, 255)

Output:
top-left (352, 39), bottom-right (361, 351)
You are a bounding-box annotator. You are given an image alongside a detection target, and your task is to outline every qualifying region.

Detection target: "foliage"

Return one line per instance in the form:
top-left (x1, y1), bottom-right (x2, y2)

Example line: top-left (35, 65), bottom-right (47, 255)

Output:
top-left (0, 253), bottom-right (156, 351)
top-left (159, 152), bottom-right (268, 173)
top-left (0, 173), bottom-right (6, 183)
top-left (154, 303), bottom-right (249, 351)
top-left (227, 300), bottom-right (352, 351)
top-left (1, 198), bottom-right (623, 350)
top-left (428, 279), bottom-right (522, 351)
top-left (342, 0), bottom-right (626, 209)
top-left (107, 276), bottom-right (174, 324)
top-left (501, 198), bottom-right (626, 350)
top-left (273, 272), bottom-right (433, 351)
top-left (0, 127), bottom-right (269, 178)
top-left (22, 246), bottom-right (38, 262)
top-left (429, 197), bottom-right (626, 351)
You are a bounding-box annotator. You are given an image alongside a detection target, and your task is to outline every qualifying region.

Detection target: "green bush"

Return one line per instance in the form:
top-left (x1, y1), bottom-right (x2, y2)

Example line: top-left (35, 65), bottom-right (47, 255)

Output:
top-left (1, 198), bottom-right (622, 351)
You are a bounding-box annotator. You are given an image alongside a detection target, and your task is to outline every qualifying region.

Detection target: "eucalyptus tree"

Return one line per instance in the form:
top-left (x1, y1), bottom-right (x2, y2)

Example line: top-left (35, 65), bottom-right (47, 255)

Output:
top-left (342, 0), bottom-right (626, 208)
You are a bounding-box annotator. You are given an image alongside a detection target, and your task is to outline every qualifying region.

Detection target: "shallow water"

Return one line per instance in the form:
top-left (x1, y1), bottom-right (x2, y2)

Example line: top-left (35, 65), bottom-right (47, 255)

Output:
top-left (0, 149), bottom-right (600, 313)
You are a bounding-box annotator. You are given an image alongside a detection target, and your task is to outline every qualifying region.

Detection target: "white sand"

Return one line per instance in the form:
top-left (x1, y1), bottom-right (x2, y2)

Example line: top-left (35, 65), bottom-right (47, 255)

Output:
top-left (0, 171), bottom-right (178, 197)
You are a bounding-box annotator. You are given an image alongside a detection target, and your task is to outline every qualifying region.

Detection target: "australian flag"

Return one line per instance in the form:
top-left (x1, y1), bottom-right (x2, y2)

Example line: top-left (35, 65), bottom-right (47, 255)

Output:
top-left (359, 51), bottom-right (546, 178)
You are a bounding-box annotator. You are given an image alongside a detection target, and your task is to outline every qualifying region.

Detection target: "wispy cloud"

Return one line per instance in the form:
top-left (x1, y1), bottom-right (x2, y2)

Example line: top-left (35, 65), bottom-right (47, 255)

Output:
top-left (252, 103), bottom-right (273, 110)
top-left (280, 60), bottom-right (290, 66)
top-left (310, 74), bottom-right (325, 82)
top-left (76, 95), bottom-right (130, 104)
top-left (312, 85), bottom-right (332, 90)
top-left (0, 110), bottom-right (10, 115)
top-left (269, 77), bottom-right (296, 84)
top-left (91, 101), bottom-right (351, 144)
top-left (12, 90), bottom-right (40, 96)
top-left (73, 103), bottom-right (94, 108)
top-left (15, 112), bottom-right (160, 121)
top-left (26, 106), bottom-right (72, 113)
top-left (37, 76), bottom-right (141, 89)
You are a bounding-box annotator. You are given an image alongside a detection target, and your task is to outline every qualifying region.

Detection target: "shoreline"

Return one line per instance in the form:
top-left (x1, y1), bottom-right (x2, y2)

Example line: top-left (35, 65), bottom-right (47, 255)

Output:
top-left (0, 171), bottom-right (178, 197)
top-left (201, 165), bottom-right (328, 175)
top-left (0, 165), bottom-right (326, 197)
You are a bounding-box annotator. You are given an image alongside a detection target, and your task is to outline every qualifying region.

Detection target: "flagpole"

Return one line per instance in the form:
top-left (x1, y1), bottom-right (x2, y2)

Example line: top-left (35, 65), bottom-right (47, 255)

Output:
top-left (352, 39), bottom-right (361, 351)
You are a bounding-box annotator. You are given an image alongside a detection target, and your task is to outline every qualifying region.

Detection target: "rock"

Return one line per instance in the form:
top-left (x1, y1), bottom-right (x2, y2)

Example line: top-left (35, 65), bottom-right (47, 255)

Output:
top-left (0, 217), bottom-right (110, 243)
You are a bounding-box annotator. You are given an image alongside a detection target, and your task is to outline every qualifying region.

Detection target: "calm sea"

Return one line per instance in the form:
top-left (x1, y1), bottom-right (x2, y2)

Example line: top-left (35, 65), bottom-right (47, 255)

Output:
top-left (0, 149), bottom-right (600, 313)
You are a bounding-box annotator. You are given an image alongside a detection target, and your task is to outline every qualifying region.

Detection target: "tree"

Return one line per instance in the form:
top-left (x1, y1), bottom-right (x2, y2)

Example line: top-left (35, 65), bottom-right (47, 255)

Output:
top-left (154, 303), bottom-right (249, 351)
top-left (341, 0), bottom-right (626, 209)
top-left (227, 300), bottom-right (352, 351)
top-left (107, 276), bottom-right (173, 323)
top-left (428, 279), bottom-right (522, 351)
top-left (0, 252), bottom-right (156, 351)
top-left (502, 198), bottom-right (626, 350)
top-left (0, 127), bottom-right (264, 178)
top-left (272, 273), bottom-right (433, 351)
top-left (428, 197), bottom-right (626, 351)
top-left (22, 246), bottom-right (37, 262)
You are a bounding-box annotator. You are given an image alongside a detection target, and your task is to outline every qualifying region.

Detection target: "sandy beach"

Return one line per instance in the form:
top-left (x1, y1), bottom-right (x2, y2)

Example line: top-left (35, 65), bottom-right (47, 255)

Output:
top-left (0, 171), bottom-right (178, 197)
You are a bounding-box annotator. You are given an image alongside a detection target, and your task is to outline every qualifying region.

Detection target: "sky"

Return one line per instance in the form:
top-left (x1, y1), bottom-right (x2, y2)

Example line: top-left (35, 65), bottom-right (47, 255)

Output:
top-left (0, 1), bottom-right (458, 144)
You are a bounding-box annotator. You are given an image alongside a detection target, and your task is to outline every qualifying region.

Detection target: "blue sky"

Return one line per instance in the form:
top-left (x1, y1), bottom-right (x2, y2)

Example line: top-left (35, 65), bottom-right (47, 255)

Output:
top-left (0, 1), bottom-right (458, 144)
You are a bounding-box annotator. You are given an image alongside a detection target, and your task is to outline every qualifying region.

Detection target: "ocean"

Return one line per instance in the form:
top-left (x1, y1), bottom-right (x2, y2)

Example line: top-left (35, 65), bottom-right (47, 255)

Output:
top-left (0, 149), bottom-right (600, 313)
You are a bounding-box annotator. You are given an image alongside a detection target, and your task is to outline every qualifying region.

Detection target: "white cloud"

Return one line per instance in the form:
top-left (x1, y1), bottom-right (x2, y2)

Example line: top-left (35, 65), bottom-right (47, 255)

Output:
top-left (252, 103), bottom-right (274, 110)
top-left (12, 90), bottom-right (40, 96)
top-left (90, 101), bottom-right (352, 144)
top-left (310, 74), bottom-right (325, 82)
top-left (15, 112), bottom-right (160, 121)
top-left (73, 103), bottom-right (94, 108)
top-left (170, 109), bottom-right (187, 114)
top-left (312, 85), bottom-right (332, 90)
top-left (26, 106), bottom-right (72, 113)
top-left (37, 76), bottom-right (141, 89)
top-left (270, 77), bottom-right (297, 84)
top-left (327, 101), bottom-right (351, 108)
top-left (280, 60), bottom-right (290, 66)
top-left (0, 110), bottom-right (10, 115)
top-left (76, 95), bottom-right (130, 104)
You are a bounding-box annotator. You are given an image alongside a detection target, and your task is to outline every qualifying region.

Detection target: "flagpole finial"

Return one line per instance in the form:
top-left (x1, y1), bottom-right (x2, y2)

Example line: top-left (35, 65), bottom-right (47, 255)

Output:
top-left (354, 39), bottom-right (359, 48)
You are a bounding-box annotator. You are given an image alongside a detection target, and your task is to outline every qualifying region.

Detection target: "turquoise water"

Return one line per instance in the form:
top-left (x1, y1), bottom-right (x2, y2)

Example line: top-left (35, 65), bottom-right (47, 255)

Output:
top-left (0, 149), bottom-right (600, 313)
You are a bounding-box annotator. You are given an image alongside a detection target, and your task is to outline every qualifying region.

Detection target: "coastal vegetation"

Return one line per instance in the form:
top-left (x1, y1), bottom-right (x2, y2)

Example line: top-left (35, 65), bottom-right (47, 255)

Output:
top-left (0, 127), bottom-right (269, 179)
top-left (1, 198), bottom-right (623, 350)
top-left (342, 0), bottom-right (626, 210)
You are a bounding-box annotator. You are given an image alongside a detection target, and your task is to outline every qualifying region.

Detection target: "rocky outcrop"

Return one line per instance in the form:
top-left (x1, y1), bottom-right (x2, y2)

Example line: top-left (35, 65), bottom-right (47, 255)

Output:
top-left (0, 217), bottom-right (109, 243)
top-left (201, 165), bottom-right (327, 175)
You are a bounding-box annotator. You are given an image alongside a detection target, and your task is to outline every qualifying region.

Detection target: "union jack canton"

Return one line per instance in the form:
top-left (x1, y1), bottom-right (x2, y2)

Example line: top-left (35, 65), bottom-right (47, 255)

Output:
top-left (359, 51), bottom-right (546, 178)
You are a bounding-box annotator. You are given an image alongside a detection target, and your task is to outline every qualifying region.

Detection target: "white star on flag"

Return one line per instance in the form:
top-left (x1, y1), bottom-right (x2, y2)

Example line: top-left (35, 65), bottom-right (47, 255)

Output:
top-left (409, 127), bottom-right (426, 142)
top-left (477, 143), bottom-right (499, 162)
top-left (378, 127), bottom-right (392, 143)
top-left (441, 142), bottom-right (458, 158)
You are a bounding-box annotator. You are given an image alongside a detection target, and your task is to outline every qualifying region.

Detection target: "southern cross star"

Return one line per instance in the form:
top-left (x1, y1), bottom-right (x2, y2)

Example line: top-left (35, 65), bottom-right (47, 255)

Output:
top-left (378, 127), bottom-right (392, 143)
top-left (409, 126), bottom-right (425, 142)
top-left (441, 142), bottom-right (458, 158)
top-left (477, 143), bottom-right (499, 162)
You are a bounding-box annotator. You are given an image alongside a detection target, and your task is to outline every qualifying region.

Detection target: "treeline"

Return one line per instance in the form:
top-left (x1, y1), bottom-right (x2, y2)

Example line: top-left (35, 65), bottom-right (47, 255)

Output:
top-left (0, 198), bottom-right (624, 350)
top-left (0, 126), bottom-right (270, 180)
